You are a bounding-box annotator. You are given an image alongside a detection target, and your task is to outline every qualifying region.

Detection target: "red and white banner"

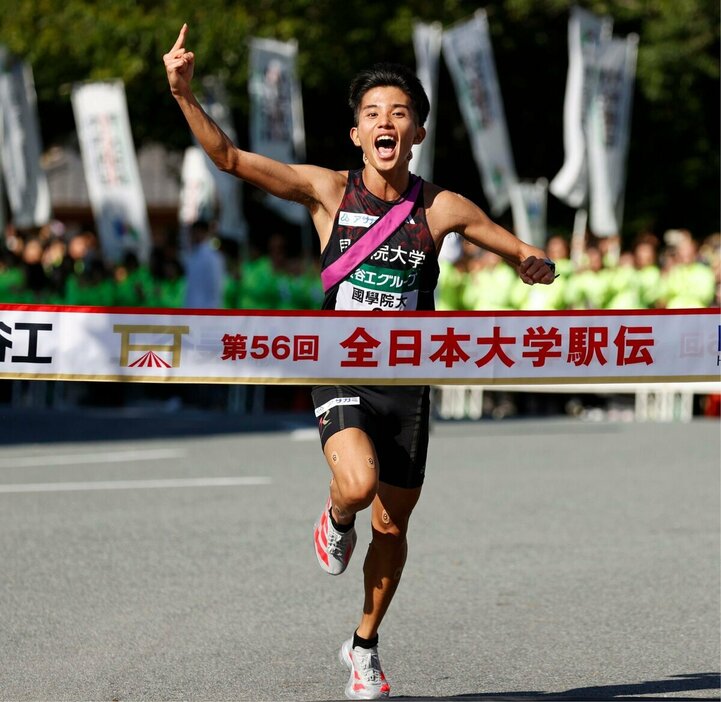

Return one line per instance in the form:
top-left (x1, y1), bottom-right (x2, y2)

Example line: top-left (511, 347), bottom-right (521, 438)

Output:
top-left (0, 305), bottom-right (718, 385)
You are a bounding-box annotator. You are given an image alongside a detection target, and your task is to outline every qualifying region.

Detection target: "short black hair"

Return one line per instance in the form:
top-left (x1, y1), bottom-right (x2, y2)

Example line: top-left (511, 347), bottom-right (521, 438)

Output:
top-left (348, 62), bottom-right (430, 127)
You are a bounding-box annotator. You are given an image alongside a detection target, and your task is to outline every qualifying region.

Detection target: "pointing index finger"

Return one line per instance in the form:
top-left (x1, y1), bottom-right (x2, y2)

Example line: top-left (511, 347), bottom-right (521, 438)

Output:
top-left (171, 23), bottom-right (188, 52)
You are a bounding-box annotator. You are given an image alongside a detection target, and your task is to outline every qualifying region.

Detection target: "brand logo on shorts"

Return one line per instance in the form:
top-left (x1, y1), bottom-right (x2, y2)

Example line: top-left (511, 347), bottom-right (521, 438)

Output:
top-left (318, 410), bottom-right (332, 437)
top-left (314, 396), bottom-right (360, 417)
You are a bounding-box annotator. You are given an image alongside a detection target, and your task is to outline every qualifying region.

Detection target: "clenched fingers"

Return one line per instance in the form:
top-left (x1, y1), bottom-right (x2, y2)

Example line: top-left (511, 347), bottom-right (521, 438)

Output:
top-left (163, 24), bottom-right (190, 66)
top-left (519, 256), bottom-right (556, 285)
top-left (164, 52), bottom-right (194, 70)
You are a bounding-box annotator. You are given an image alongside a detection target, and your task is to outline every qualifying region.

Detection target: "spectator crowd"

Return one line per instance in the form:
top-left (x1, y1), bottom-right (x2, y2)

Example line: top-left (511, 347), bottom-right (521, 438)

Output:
top-left (0, 220), bottom-right (718, 312)
top-left (0, 220), bottom-right (324, 311)
top-left (437, 229), bottom-right (719, 311)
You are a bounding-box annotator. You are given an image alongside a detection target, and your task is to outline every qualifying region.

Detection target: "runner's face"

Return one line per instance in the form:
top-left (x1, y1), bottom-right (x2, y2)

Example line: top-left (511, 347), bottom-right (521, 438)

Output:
top-left (350, 86), bottom-right (425, 173)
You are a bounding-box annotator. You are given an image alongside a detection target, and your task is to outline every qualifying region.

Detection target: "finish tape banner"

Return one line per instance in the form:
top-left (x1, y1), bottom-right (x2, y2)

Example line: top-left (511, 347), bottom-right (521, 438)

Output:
top-left (0, 304), bottom-right (718, 385)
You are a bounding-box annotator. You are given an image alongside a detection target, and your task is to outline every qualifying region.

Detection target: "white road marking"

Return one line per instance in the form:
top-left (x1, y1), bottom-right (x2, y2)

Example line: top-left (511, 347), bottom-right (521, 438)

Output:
top-left (0, 476), bottom-right (272, 494)
top-left (0, 448), bottom-right (187, 469)
top-left (290, 428), bottom-right (318, 441)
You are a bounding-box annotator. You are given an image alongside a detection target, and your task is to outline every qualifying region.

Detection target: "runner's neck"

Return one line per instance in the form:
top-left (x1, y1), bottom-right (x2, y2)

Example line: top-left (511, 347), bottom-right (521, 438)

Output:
top-left (361, 166), bottom-right (412, 203)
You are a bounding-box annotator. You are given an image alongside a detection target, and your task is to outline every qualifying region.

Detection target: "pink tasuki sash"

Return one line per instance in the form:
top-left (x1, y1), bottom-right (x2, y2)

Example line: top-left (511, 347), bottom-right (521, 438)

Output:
top-left (321, 176), bottom-right (423, 292)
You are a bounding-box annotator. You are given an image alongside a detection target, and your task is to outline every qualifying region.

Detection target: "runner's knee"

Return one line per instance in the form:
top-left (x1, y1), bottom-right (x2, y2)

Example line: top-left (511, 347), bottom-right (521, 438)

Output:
top-left (325, 430), bottom-right (379, 510)
top-left (371, 485), bottom-right (420, 538)
top-left (372, 508), bottom-right (410, 539)
top-left (335, 466), bottom-right (377, 510)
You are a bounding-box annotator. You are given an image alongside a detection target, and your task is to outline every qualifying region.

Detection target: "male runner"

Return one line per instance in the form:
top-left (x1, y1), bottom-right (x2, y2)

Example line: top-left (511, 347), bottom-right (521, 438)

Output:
top-left (164, 24), bottom-right (555, 700)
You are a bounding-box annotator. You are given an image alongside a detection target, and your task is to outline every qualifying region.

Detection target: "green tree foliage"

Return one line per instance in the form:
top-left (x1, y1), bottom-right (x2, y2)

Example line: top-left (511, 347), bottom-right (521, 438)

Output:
top-left (1, 0), bottom-right (718, 239)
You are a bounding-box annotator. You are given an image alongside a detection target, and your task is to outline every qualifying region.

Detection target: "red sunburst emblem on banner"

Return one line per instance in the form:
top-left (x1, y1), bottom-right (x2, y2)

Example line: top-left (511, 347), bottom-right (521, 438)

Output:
top-left (128, 350), bottom-right (171, 368)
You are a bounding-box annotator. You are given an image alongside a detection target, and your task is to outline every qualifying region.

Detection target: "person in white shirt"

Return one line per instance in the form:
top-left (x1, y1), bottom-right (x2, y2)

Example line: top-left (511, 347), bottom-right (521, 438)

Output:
top-left (183, 219), bottom-right (225, 309)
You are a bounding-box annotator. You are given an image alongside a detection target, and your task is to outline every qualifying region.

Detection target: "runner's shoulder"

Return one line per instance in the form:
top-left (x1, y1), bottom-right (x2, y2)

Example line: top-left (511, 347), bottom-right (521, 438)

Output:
top-left (422, 182), bottom-right (470, 208)
top-left (291, 164), bottom-right (347, 189)
top-left (291, 165), bottom-right (348, 210)
top-left (423, 183), bottom-right (479, 233)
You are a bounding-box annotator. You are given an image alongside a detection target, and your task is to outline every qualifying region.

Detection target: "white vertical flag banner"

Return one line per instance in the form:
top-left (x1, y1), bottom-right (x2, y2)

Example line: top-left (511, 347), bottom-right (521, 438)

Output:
top-left (442, 10), bottom-right (517, 215)
top-left (0, 56), bottom-right (51, 229)
top-left (509, 178), bottom-right (549, 249)
top-left (197, 76), bottom-right (247, 241)
top-left (549, 6), bottom-right (612, 208)
top-left (71, 80), bottom-right (151, 264)
top-left (588, 34), bottom-right (638, 237)
top-left (412, 21), bottom-right (443, 182)
top-left (249, 37), bottom-right (306, 226)
top-left (0, 46), bottom-right (6, 236)
top-left (178, 146), bottom-right (216, 227)
top-left (0, 108), bottom-right (5, 237)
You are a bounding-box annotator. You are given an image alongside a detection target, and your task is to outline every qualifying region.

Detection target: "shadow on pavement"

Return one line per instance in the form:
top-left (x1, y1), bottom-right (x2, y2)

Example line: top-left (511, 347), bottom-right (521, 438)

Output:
top-left (0, 405), bottom-right (316, 445)
top-left (382, 671), bottom-right (721, 701)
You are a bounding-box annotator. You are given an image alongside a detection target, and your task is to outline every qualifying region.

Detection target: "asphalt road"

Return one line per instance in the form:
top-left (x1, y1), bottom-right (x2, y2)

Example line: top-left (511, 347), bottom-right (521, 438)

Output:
top-left (0, 411), bottom-right (719, 701)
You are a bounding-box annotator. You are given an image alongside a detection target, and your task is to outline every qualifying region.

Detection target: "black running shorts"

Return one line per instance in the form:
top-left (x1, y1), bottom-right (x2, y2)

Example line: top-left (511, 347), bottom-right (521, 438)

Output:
top-left (310, 384), bottom-right (430, 489)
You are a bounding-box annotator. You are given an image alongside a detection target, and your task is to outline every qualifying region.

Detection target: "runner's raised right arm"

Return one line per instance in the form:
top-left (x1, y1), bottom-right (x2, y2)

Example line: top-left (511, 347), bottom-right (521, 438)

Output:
top-left (163, 23), bottom-right (339, 220)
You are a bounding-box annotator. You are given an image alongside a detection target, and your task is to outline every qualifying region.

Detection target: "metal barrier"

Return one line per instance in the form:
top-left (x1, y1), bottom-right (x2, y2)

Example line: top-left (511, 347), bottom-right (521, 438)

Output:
top-left (6, 379), bottom-right (719, 423)
top-left (433, 383), bottom-right (721, 422)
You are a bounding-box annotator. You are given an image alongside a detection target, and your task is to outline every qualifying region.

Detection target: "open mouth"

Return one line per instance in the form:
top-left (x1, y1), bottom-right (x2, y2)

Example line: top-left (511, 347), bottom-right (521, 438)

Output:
top-left (374, 135), bottom-right (397, 159)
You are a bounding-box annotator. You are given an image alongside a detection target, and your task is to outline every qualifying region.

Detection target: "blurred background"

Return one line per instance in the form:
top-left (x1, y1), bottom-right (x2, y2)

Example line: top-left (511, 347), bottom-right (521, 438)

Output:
top-left (0, 0), bottom-right (718, 421)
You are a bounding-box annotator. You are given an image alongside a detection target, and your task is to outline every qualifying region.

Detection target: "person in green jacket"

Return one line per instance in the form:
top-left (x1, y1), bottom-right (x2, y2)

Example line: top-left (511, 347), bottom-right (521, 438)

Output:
top-left (463, 250), bottom-right (517, 310)
top-left (113, 252), bottom-right (154, 307)
top-left (660, 231), bottom-right (716, 308)
top-left (631, 235), bottom-right (662, 308)
top-left (565, 246), bottom-right (611, 310)
top-left (605, 251), bottom-right (643, 309)
top-left (239, 232), bottom-right (295, 309)
top-left (64, 257), bottom-right (116, 307)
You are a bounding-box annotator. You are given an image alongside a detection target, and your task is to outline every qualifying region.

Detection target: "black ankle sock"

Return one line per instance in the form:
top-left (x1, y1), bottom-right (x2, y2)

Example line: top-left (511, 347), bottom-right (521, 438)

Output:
top-left (329, 507), bottom-right (354, 533)
top-left (353, 631), bottom-right (378, 649)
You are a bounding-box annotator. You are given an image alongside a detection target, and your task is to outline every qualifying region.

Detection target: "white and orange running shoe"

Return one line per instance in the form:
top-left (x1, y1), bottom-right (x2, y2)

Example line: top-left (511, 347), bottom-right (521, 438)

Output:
top-left (339, 638), bottom-right (391, 700)
top-left (313, 498), bottom-right (357, 575)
